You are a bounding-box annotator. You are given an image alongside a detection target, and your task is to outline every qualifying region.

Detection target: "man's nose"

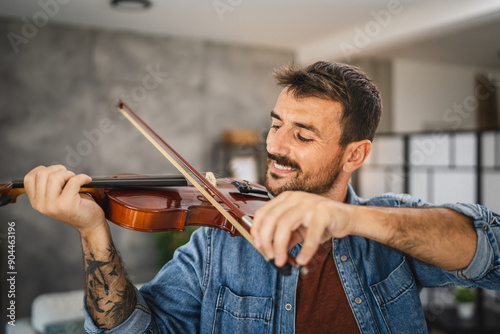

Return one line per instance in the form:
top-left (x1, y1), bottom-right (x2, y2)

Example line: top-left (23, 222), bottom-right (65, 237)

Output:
top-left (266, 128), bottom-right (291, 156)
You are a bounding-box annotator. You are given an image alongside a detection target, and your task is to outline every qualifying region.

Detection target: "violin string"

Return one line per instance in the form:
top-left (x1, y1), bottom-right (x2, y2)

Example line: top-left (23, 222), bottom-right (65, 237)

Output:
top-left (117, 101), bottom-right (265, 257)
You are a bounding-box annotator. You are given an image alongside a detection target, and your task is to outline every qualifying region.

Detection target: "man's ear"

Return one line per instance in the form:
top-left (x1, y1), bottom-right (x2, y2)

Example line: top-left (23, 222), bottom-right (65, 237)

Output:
top-left (343, 140), bottom-right (371, 173)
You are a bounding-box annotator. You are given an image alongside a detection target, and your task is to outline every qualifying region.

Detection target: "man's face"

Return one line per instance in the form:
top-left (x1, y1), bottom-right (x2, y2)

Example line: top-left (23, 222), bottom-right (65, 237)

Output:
top-left (265, 89), bottom-right (346, 197)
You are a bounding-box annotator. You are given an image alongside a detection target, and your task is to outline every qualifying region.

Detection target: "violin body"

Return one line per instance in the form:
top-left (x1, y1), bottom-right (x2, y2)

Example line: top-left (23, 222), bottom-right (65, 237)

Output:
top-left (100, 178), bottom-right (268, 234)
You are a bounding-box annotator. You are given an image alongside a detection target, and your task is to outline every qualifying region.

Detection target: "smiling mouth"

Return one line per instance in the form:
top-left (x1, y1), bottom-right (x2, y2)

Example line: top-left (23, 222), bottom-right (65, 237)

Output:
top-left (273, 161), bottom-right (296, 171)
top-left (267, 153), bottom-right (300, 174)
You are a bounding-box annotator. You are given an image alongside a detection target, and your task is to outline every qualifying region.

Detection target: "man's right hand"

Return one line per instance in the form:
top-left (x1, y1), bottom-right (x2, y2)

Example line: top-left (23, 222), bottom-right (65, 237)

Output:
top-left (24, 165), bottom-right (107, 235)
top-left (25, 165), bottom-right (138, 329)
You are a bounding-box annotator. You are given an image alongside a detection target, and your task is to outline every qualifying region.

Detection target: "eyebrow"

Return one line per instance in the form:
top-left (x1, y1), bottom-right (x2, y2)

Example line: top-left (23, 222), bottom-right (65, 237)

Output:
top-left (270, 110), bottom-right (322, 137)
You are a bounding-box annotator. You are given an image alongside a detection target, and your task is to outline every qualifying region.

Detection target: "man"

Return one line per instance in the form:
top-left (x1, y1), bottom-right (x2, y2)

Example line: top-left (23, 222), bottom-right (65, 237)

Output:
top-left (24, 61), bottom-right (500, 333)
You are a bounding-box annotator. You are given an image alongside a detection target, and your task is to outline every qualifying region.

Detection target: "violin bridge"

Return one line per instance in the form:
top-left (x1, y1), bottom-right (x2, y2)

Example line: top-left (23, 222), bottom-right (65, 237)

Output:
top-left (204, 172), bottom-right (217, 197)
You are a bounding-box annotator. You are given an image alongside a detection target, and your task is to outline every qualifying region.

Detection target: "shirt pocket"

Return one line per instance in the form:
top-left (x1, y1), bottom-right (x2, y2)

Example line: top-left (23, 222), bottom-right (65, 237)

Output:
top-left (212, 286), bottom-right (272, 334)
top-left (369, 257), bottom-right (428, 334)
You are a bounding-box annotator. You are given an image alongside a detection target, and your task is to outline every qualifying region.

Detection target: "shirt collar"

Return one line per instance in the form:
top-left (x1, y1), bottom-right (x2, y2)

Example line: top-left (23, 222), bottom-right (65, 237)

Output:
top-left (345, 183), bottom-right (361, 205)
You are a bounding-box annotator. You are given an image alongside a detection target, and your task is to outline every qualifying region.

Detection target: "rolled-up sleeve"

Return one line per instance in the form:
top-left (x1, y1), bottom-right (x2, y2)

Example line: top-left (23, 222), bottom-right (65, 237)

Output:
top-left (83, 286), bottom-right (151, 334)
top-left (440, 203), bottom-right (500, 286)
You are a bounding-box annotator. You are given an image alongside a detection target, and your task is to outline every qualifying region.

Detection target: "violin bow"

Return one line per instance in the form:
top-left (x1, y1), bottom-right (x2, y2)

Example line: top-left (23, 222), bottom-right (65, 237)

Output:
top-left (116, 100), bottom-right (306, 276)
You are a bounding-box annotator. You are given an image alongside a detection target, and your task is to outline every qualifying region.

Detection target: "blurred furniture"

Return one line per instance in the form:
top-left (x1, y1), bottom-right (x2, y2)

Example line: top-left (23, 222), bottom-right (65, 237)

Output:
top-left (5, 284), bottom-right (143, 334)
top-left (426, 305), bottom-right (500, 333)
top-left (5, 289), bottom-right (85, 334)
top-left (356, 129), bottom-right (500, 214)
top-left (213, 128), bottom-right (267, 184)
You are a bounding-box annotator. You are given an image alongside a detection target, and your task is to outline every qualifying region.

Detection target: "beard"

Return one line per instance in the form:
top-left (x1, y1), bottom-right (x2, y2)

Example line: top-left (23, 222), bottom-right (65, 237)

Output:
top-left (264, 152), bottom-right (344, 197)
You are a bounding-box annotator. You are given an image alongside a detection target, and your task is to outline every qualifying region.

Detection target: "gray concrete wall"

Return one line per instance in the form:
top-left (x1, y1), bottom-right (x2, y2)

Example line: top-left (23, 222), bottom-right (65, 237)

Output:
top-left (0, 16), bottom-right (293, 320)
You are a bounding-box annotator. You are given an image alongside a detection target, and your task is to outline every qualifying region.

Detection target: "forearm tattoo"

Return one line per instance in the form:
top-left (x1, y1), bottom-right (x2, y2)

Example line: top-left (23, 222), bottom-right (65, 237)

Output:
top-left (83, 241), bottom-right (137, 329)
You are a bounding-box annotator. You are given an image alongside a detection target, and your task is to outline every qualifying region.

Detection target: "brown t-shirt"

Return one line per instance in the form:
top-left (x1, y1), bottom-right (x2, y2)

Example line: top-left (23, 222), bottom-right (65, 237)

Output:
top-left (295, 243), bottom-right (361, 333)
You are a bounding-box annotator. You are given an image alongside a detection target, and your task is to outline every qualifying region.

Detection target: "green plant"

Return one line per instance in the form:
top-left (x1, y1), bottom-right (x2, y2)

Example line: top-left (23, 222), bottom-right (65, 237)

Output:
top-left (454, 287), bottom-right (477, 303)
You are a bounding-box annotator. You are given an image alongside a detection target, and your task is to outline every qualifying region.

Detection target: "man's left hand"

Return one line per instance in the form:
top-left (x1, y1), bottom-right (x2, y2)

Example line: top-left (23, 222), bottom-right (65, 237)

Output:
top-left (251, 191), bottom-right (355, 267)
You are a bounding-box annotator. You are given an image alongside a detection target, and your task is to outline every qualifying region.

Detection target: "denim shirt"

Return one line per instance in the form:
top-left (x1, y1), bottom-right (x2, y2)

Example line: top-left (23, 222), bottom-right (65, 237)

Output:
top-left (84, 184), bottom-right (500, 333)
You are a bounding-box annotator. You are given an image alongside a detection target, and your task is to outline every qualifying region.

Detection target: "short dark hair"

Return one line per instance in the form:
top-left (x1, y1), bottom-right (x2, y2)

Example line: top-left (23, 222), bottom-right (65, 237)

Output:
top-left (273, 61), bottom-right (382, 146)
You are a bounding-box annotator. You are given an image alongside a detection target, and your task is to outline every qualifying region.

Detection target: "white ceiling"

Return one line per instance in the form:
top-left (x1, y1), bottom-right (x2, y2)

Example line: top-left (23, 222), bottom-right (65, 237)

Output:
top-left (1, 0), bottom-right (500, 67)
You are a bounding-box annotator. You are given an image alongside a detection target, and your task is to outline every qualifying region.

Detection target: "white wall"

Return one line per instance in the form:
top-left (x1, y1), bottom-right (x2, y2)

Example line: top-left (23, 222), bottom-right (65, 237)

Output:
top-left (392, 58), bottom-right (500, 133)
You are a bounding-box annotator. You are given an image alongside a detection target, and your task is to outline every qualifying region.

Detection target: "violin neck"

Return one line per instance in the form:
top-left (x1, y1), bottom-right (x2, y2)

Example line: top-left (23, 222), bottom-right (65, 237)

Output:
top-left (9, 180), bottom-right (24, 189)
top-left (8, 175), bottom-right (188, 189)
top-left (0, 175), bottom-right (188, 207)
top-left (83, 175), bottom-right (187, 188)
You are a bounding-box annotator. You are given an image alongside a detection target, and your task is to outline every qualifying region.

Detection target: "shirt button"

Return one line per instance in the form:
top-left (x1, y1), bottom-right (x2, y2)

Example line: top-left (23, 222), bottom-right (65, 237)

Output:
top-left (285, 303), bottom-right (292, 311)
top-left (482, 224), bottom-right (488, 231)
top-left (340, 255), bottom-right (348, 262)
top-left (354, 297), bottom-right (362, 305)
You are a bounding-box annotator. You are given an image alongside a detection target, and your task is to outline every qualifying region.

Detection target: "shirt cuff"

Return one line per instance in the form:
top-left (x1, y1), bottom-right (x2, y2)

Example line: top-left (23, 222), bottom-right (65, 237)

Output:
top-left (441, 203), bottom-right (496, 280)
top-left (83, 286), bottom-right (152, 334)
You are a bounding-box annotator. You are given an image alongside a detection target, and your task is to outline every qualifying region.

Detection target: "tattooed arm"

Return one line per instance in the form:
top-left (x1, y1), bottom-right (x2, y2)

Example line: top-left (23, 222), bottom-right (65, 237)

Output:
top-left (81, 224), bottom-right (137, 329)
top-left (24, 165), bottom-right (137, 329)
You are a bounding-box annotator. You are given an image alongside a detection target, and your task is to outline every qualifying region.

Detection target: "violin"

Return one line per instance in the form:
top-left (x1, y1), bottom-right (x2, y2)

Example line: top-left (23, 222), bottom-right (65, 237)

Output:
top-left (0, 174), bottom-right (267, 235)
top-left (0, 100), bottom-right (307, 276)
